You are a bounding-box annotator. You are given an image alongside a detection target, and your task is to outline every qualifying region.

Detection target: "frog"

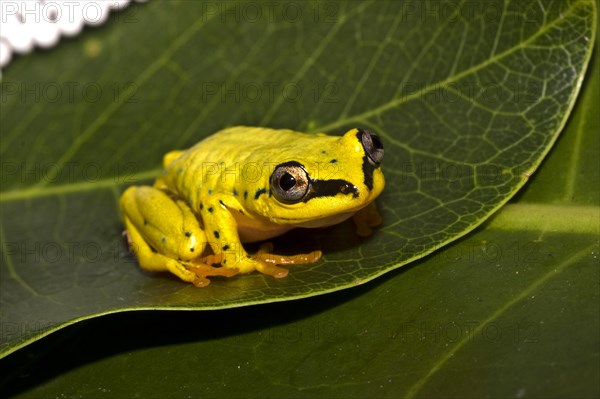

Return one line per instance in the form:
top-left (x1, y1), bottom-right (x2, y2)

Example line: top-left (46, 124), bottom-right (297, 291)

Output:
top-left (119, 126), bottom-right (385, 287)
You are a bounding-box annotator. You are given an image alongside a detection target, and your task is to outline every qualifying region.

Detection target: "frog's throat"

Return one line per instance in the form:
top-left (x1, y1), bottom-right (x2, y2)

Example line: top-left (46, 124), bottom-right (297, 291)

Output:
top-left (289, 211), bottom-right (355, 228)
top-left (239, 212), bottom-right (355, 242)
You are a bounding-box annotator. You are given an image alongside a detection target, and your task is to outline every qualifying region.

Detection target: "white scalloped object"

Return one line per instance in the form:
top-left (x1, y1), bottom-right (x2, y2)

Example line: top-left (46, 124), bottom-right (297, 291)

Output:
top-left (0, 0), bottom-right (148, 76)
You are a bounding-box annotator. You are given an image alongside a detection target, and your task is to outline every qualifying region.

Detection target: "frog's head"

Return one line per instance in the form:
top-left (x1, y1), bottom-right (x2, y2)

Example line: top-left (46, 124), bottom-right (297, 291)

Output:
top-left (254, 128), bottom-right (385, 227)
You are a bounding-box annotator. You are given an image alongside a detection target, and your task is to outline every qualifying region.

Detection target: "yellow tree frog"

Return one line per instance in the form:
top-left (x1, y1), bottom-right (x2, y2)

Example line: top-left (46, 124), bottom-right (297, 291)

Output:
top-left (120, 126), bottom-right (385, 287)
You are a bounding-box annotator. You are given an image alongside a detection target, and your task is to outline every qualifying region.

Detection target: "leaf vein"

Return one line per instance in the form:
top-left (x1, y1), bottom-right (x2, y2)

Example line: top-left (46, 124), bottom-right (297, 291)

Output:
top-left (314, 0), bottom-right (590, 133)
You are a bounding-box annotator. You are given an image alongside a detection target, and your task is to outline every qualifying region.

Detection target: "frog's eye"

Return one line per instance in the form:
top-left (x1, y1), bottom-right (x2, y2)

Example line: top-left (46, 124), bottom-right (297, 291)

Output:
top-left (359, 129), bottom-right (384, 167)
top-left (270, 162), bottom-right (310, 204)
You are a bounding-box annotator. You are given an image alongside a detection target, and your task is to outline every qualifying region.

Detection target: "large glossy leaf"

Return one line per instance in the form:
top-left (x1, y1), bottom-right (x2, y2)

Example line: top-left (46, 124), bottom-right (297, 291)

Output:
top-left (1, 49), bottom-right (598, 397)
top-left (0, 0), bottom-right (595, 361)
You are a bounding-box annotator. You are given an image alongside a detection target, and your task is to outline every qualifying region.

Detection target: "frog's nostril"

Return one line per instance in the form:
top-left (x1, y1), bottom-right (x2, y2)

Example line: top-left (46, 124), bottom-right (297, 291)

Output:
top-left (340, 183), bottom-right (359, 198)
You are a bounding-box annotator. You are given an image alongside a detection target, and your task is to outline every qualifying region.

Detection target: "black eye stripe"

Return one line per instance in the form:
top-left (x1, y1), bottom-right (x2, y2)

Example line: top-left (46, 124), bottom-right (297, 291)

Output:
top-left (361, 155), bottom-right (375, 191)
top-left (270, 161), bottom-right (358, 203)
top-left (355, 129), bottom-right (383, 190)
top-left (303, 179), bottom-right (358, 201)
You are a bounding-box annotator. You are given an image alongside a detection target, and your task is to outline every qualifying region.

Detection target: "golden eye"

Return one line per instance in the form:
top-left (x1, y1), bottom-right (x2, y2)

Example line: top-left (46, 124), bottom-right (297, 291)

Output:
top-left (270, 162), bottom-right (310, 204)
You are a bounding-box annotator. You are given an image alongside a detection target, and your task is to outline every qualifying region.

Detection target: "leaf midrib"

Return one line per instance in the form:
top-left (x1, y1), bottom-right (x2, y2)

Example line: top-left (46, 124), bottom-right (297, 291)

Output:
top-left (3, 3), bottom-right (222, 191)
top-left (1, 1), bottom-right (589, 203)
top-left (1, 168), bottom-right (597, 237)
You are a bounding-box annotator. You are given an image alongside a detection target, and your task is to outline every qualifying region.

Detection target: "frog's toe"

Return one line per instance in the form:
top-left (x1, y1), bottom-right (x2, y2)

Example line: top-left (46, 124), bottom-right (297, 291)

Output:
top-left (250, 243), bottom-right (322, 278)
top-left (352, 202), bottom-right (383, 237)
top-left (188, 265), bottom-right (240, 287)
top-left (253, 242), bottom-right (322, 265)
top-left (184, 255), bottom-right (240, 287)
top-left (187, 243), bottom-right (322, 283)
top-left (255, 261), bottom-right (289, 279)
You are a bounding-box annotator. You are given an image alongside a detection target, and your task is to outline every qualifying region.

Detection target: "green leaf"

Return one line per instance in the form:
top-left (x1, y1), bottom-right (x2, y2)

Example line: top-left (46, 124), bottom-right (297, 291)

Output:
top-left (2, 78), bottom-right (599, 396)
top-left (0, 0), bottom-right (596, 363)
top-left (1, 3), bottom-right (599, 397)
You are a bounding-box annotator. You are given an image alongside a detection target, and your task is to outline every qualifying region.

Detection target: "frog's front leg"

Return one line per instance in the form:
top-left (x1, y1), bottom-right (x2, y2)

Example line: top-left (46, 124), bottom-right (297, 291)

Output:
top-left (119, 186), bottom-right (237, 287)
top-left (200, 201), bottom-right (321, 279)
top-left (352, 202), bottom-right (383, 237)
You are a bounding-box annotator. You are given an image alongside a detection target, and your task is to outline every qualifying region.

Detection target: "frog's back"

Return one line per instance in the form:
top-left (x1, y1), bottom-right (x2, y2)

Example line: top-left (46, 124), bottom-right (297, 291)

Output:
top-left (162, 127), bottom-right (292, 168)
top-left (163, 150), bottom-right (185, 168)
top-left (197, 126), bottom-right (325, 150)
top-left (183, 126), bottom-right (332, 163)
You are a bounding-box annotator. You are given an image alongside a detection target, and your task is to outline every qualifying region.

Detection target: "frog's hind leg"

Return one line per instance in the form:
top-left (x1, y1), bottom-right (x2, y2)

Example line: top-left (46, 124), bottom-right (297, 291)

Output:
top-left (122, 214), bottom-right (202, 285)
top-left (120, 186), bottom-right (237, 287)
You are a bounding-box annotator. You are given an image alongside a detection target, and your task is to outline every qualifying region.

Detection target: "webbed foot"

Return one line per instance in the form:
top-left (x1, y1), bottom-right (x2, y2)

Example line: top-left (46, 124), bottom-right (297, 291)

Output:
top-left (252, 243), bottom-right (322, 279)
top-left (194, 243), bottom-right (322, 283)
top-left (184, 253), bottom-right (240, 287)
